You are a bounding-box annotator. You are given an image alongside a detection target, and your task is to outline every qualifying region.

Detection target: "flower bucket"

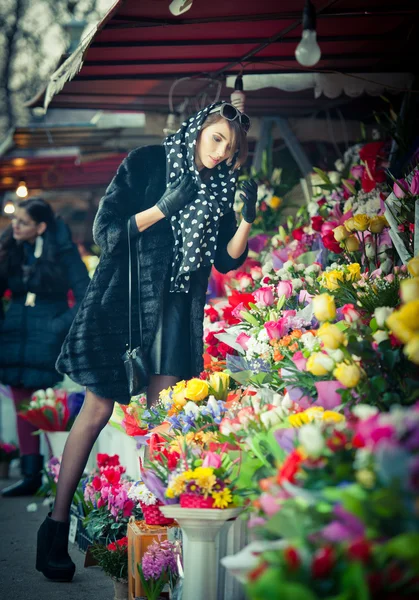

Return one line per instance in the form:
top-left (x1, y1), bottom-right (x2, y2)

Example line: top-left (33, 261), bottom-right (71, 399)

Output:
top-left (44, 431), bottom-right (70, 458)
top-left (0, 461), bottom-right (10, 478)
top-left (140, 500), bottom-right (174, 526)
top-left (180, 494), bottom-right (215, 509)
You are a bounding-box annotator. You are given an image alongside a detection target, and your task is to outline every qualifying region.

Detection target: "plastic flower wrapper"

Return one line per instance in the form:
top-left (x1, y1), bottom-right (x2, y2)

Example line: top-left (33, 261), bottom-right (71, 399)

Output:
top-left (17, 387), bottom-right (71, 431)
top-left (138, 539), bottom-right (181, 600)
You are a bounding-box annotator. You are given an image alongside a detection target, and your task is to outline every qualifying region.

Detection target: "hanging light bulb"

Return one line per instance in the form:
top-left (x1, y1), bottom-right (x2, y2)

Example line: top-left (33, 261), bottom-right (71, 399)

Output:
top-left (3, 200), bottom-right (15, 215)
top-left (295, 0), bottom-right (321, 67)
top-left (16, 181), bottom-right (28, 198)
top-left (230, 74), bottom-right (246, 113)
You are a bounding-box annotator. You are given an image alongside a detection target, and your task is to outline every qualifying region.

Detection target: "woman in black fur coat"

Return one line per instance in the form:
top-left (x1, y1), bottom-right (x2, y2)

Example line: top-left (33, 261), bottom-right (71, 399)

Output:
top-left (0, 197), bottom-right (89, 497)
top-left (36, 102), bottom-right (258, 582)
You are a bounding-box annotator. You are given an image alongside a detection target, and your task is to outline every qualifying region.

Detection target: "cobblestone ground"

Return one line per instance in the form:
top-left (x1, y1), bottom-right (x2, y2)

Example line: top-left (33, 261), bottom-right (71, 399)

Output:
top-left (0, 465), bottom-right (113, 600)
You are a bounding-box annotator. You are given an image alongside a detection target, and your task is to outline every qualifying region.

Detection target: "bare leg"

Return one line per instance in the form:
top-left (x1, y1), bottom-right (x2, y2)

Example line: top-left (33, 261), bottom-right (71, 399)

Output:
top-left (51, 389), bottom-right (114, 522)
top-left (146, 374), bottom-right (180, 408)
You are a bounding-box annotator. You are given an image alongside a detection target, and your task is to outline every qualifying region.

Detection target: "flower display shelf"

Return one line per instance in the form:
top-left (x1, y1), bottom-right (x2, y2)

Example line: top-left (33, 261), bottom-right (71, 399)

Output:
top-left (159, 506), bottom-right (243, 600)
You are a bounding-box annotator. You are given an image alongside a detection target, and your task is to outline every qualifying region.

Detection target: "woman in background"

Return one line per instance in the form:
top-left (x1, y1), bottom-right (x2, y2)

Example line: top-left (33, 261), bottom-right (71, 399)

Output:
top-left (0, 197), bottom-right (89, 497)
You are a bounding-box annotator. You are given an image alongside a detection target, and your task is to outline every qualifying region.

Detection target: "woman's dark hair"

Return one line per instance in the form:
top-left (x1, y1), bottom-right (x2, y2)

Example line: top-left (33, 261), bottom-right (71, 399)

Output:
top-left (0, 196), bottom-right (66, 292)
top-left (200, 113), bottom-right (249, 170)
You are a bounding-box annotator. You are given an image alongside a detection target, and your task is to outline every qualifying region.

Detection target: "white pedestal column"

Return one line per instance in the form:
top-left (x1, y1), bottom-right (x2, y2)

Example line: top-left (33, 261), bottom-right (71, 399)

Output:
top-left (159, 506), bottom-right (242, 600)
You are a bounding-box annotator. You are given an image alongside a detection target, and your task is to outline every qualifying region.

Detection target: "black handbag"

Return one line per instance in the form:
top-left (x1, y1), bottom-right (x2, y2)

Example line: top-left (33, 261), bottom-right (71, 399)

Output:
top-left (122, 219), bottom-right (150, 396)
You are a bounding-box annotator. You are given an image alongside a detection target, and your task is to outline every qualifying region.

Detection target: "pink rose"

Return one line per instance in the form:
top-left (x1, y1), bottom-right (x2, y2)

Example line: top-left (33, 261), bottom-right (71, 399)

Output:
top-left (231, 302), bottom-right (245, 319)
top-left (236, 332), bottom-right (251, 350)
top-left (254, 286), bottom-right (274, 306)
top-left (276, 280), bottom-right (293, 299)
top-left (202, 452), bottom-right (222, 468)
top-left (410, 171), bottom-right (419, 195)
top-left (321, 220), bottom-right (339, 236)
top-left (350, 165), bottom-right (364, 180)
top-left (292, 351), bottom-right (307, 372)
top-left (341, 303), bottom-right (360, 323)
top-left (264, 319), bottom-right (287, 339)
top-left (393, 179), bottom-right (409, 199)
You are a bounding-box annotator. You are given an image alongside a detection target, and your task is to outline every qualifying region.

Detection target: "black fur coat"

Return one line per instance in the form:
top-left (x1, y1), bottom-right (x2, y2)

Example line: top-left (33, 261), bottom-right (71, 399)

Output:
top-left (57, 145), bottom-right (248, 404)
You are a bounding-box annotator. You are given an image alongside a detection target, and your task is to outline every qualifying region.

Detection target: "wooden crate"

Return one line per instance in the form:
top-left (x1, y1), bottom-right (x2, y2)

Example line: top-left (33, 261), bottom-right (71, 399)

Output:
top-left (127, 519), bottom-right (174, 600)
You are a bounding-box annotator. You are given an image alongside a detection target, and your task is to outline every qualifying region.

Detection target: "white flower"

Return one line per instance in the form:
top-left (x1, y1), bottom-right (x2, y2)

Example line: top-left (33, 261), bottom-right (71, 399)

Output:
top-left (257, 328), bottom-right (270, 343)
top-left (351, 404), bottom-right (379, 420)
top-left (291, 278), bottom-right (303, 291)
top-left (45, 388), bottom-right (55, 399)
top-left (239, 276), bottom-right (253, 290)
top-left (206, 396), bottom-right (219, 414)
top-left (281, 392), bottom-right (293, 409)
top-left (251, 268), bottom-right (263, 281)
top-left (283, 260), bottom-right (294, 271)
top-left (316, 353), bottom-right (335, 372)
top-left (305, 275), bottom-right (314, 286)
top-left (262, 259), bottom-right (274, 276)
top-left (305, 264), bottom-right (321, 275)
top-left (299, 424), bottom-right (325, 456)
top-left (343, 198), bottom-right (353, 213)
top-left (184, 401), bottom-right (200, 417)
top-left (294, 263), bottom-right (306, 272)
top-left (329, 171), bottom-right (341, 184)
top-left (128, 482), bottom-right (157, 506)
top-left (373, 330), bottom-right (389, 344)
top-left (334, 159), bottom-right (345, 172)
top-left (307, 201), bottom-right (319, 216)
top-left (380, 258), bottom-right (393, 274)
top-left (260, 407), bottom-right (286, 429)
top-left (325, 348), bottom-right (344, 363)
top-left (301, 332), bottom-right (317, 351)
top-left (374, 306), bottom-right (394, 328)
top-left (271, 393), bottom-right (284, 407)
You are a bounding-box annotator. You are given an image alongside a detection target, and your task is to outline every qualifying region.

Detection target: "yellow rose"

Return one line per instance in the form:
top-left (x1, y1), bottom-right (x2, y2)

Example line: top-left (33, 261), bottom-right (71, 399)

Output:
top-left (400, 278), bottom-right (419, 304)
top-left (172, 380), bottom-right (186, 394)
top-left (369, 216), bottom-right (388, 234)
top-left (312, 293), bottom-right (336, 322)
top-left (185, 378), bottom-right (209, 402)
top-left (306, 352), bottom-right (335, 376)
top-left (386, 300), bottom-right (419, 344)
top-left (172, 389), bottom-right (187, 410)
top-left (345, 235), bottom-right (360, 252)
top-left (344, 217), bottom-right (356, 232)
top-left (333, 225), bottom-right (349, 242)
top-left (322, 270), bottom-right (344, 291)
top-left (346, 263), bottom-right (361, 281)
top-left (353, 214), bottom-right (370, 231)
top-left (317, 322), bottom-right (346, 349)
top-left (407, 256), bottom-right (419, 277)
top-left (404, 334), bottom-right (419, 365)
top-left (333, 362), bottom-right (361, 388)
top-left (269, 195), bottom-right (282, 209)
top-left (209, 372), bottom-right (230, 401)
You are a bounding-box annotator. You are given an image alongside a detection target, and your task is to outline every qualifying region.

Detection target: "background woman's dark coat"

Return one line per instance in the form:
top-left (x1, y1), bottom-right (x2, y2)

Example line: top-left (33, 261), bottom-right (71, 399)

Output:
top-left (57, 145), bottom-right (248, 404)
top-left (0, 219), bottom-right (90, 389)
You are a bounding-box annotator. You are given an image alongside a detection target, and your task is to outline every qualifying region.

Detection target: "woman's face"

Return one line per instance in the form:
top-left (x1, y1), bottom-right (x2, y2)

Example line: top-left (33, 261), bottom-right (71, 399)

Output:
top-left (195, 119), bottom-right (233, 171)
top-left (12, 208), bottom-right (45, 243)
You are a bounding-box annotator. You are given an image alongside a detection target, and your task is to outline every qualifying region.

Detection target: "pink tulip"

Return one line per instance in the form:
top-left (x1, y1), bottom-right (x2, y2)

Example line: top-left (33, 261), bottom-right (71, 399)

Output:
top-left (410, 171), bottom-right (419, 195)
top-left (276, 280), bottom-right (293, 299)
top-left (299, 290), bottom-right (313, 304)
top-left (350, 165), bottom-right (364, 180)
top-left (202, 451), bottom-right (222, 468)
top-left (393, 179), bottom-right (409, 199)
top-left (259, 493), bottom-right (281, 517)
top-left (314, 380), bottom-right (345, 409)
top-left (264, 319), bottom-right (288, 339)
top-left (236, 332), bottom-right (251, 350)
top-left (254, 286), bottom-right (274, 306)
top-left (292, 351), bottom-right (307, 372)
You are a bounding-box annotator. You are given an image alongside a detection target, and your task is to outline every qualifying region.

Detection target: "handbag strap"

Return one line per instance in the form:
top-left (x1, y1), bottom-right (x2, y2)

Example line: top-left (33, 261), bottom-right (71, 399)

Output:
top-left (127, 219), bottom-right (143, 352)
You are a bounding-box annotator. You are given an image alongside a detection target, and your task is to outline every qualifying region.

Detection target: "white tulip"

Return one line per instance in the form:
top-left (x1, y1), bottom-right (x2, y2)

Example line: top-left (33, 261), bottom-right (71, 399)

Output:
top-left (299, 424), bottom-right (325, 456)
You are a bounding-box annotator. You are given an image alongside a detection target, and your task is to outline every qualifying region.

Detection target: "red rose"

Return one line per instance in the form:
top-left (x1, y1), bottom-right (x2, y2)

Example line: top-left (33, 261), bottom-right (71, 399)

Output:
top-left (292, 227), bottom-right (305, 241)
top-left (283, 546), bottom-right (300, 571)
top-left (204, 306), bottom-right (219, 323)
top-left (218, 342), bottom-right (234, 358)
top-left (322, 231), bottom-right (343, 254)
top-left (311, 216), bottom-right (324, 232)
top-left (311, 547), bottom-right (336, 578)
top-left (347, 538), bottom-right (372, 564)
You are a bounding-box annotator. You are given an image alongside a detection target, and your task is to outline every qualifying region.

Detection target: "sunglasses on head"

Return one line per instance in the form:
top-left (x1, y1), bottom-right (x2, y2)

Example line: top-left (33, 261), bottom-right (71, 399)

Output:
top-left (210, 103), bottom-right (251, 133)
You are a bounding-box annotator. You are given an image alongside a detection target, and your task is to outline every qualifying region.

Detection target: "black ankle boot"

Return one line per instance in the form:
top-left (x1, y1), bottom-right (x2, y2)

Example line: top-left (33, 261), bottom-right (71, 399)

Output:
top-left (36, 513), bottom-right (76, 582)
top-left (1, 454), bottom-right (43, 497)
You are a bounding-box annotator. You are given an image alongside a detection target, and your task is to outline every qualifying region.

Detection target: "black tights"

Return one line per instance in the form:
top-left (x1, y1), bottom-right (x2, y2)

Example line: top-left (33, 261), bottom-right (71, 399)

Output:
top-left (51, 375), bottom-right (179, 522)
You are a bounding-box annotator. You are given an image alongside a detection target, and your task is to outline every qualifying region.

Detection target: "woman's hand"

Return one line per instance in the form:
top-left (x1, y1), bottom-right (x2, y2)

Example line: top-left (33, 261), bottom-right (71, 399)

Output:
top-left (156, 176), bottom-right (196, 218)
top-left (239, 179), bottom-right (258, 224)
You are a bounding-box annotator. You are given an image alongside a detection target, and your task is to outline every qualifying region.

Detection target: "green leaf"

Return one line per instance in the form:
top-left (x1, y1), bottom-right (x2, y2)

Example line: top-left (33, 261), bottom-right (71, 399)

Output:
top-left (341, 561), bottom-right (369, 600)
top-left (313, 167), bottom-right (332, 185)
top-left (383, 533), bottom-right (419, 569)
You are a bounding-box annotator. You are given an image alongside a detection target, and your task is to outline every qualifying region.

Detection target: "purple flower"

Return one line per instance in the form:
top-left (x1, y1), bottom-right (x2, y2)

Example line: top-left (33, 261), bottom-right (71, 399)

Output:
top-left (140, 469), bottom-right (177, 505)
top-left (141, 540), bottom-right (179, 580)
top-left (321, 505), bottom-right (365, 542)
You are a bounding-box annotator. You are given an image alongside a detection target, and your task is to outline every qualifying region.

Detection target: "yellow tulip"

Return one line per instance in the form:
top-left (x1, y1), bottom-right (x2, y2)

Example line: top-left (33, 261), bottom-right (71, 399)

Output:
top-left (333, 362), bottom-right (361, 387)
top-left (386, 300), bottom-right (419, 344)
top-left (185, 378), bottom-right (209, 402)
top-left (306, 352), bottom-right (335, 376)
top-left (312, 294), bottom-right (336, 322)
top-left (404, 334), bottom-right (419, 365)
top-left (345, 235), bottom-right (360, 252)
top-left (209, 372), bottom-right (230, 401)
top-left (317, 322), bottom-right (346, 349)
top-left (400, 278), bottom-right (419, 304)
top-left (369, 216), bottom-right (388, 234)
top-left (407, 256), bottom-right (419, 277)
top-left (353, 214), bottom-right (370, 231)
top-left (333, 225), bottom-right (349, 242)
top-left (346, 263), bottom-right (361, 281)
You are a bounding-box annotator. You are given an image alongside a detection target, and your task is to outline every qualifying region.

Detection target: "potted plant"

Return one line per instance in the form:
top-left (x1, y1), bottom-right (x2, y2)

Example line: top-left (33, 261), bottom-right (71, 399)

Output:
top-left (90, 537), bottom-right (129, 599)
top-left (0, 441), bottom-right (19, 478)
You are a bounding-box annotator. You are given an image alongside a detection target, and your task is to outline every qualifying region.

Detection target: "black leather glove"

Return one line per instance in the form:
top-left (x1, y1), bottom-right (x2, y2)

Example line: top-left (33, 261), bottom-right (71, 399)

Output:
top-left (239, 179), bottom-right (258, 224)
top-left (156, 176), bottom-right (196, 218)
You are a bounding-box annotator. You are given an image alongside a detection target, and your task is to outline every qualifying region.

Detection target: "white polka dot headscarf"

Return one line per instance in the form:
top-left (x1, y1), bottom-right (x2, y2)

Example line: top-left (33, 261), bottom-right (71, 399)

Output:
top-left (163, 102), bottom-right (239, 293)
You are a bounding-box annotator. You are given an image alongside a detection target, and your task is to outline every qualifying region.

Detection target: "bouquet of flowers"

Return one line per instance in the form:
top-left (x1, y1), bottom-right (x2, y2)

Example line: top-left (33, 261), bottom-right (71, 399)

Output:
top-left (17, 387), bottom-right (80, 431)
top-left (242, 403), bottom-right (419, 599)
top-left (138, 539), bottom-right (180, 600)
top-left (82, 453), bottom-right (142, 543)
top-left (90, 536), bottom-right (128, 582)
top-left (0, 441), bottom-right (19, 463)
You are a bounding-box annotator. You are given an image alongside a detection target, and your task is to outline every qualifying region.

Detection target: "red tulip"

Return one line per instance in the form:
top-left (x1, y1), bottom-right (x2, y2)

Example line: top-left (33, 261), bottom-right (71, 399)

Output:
top-left (284, 546), bottom-right (301, 571)
top-left (347, 538), bottom-right (372, 564)
top-left (311, 546), bottom-right (336, 578)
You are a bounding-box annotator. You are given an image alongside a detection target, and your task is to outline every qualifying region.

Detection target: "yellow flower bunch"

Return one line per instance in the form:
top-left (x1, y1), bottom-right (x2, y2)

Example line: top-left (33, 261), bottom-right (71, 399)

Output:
top-left (386, 299), bottom-right (419, 365)
top-left (185, 378), bottom-right (209, 402)
top-left (320, 264), bottom-right (361, 291)
top-left (289, 406), bottom-right (344, 428)
top-left (170, 431), bottom-right (219, 453)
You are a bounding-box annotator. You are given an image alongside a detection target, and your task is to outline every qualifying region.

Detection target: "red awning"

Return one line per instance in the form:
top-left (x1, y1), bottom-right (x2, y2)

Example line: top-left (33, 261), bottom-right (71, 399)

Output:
top-left (29, 0), bottom-right (417, 117)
